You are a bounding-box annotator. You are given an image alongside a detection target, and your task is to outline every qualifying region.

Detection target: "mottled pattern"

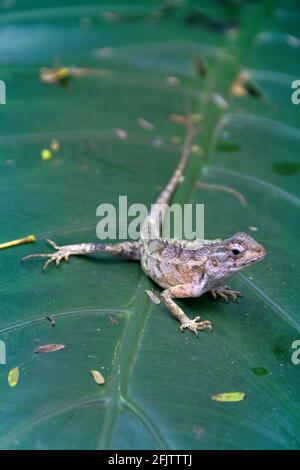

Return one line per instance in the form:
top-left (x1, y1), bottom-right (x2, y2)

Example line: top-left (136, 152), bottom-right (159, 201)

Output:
top-left (22, 120), bottom-right (266, 334)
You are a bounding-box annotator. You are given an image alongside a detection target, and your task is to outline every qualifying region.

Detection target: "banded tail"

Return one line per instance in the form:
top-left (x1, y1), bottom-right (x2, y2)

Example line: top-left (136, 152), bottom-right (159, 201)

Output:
top-left (140, 117), bottom-right (194, 241)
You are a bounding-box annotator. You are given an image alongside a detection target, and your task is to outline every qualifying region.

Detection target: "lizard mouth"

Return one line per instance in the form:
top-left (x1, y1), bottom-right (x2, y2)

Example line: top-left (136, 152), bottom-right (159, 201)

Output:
top-left (234, 246), bottom-right (266, 269)
top-left (243, 247), bottom-right (266, 266)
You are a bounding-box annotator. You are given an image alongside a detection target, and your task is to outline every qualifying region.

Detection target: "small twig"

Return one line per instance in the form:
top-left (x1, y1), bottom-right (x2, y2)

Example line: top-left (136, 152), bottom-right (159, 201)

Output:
top-left (196, 182), bottom-right (247, 205)
top-left (46, 316), bottom-right (56, 327)
top-left (0, 234), bottom-right (35, 250)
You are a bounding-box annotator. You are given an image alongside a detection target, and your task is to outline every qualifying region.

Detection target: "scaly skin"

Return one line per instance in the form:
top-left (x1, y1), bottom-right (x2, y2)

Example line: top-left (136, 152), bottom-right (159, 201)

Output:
top-left (22, 118), bottom-right (266, 334)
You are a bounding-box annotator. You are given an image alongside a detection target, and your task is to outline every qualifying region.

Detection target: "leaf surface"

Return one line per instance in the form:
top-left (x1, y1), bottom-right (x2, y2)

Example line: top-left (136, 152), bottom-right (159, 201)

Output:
top-left (0, 0), bottom-right (299, 450)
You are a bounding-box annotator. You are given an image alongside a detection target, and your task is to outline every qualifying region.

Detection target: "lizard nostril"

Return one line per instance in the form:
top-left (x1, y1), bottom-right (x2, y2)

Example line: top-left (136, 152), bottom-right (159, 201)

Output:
top-left (256, 246), bottom-right (265, 256)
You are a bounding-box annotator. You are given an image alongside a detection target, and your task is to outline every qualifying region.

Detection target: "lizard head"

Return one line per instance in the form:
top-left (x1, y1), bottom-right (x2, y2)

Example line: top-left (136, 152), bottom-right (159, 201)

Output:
top-left (205, 232), bottom-right (266, 280)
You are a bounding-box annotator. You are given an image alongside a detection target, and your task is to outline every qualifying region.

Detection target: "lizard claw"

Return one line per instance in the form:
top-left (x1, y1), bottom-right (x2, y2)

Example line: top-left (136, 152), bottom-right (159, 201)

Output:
top-left (180, 317), bottom-right (212, 335)
top-left (46, 239), bottom-right (62, 250)
top-left (211, 286), bottom-right (242, 302)
top-left (21, 239), bottom-right (71, 270)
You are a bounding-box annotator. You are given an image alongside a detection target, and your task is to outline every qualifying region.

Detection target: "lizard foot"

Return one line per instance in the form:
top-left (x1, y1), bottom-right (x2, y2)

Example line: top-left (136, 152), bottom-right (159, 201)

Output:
top-left (180, 316), bottom-right (212, 335)
top-left (21, 239), bottom-right (72, 270)
top-left (210, 285), bottom-right (242, 302)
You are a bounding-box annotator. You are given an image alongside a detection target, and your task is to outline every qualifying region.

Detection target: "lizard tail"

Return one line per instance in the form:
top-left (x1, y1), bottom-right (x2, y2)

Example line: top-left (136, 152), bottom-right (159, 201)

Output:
top-left (140, 117), bottom-right (194, 240)
top-left (155, 116), bottom-right (194, 206)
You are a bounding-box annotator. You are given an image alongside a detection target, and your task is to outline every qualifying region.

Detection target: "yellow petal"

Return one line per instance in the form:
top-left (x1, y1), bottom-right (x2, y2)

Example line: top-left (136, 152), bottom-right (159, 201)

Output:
top-left (211, 392), bottom-right (245, 402)
top-left (41, 149), bottom-right (52, 161)
top-left (8, 367), bottom-right (20, 387)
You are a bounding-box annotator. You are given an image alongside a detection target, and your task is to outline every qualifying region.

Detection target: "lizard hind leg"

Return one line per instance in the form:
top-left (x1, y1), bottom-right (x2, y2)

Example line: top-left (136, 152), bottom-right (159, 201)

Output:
top-left (160, 285), bottom-right (212, 335)
top-left (21, 240), bottom-right (141, 270)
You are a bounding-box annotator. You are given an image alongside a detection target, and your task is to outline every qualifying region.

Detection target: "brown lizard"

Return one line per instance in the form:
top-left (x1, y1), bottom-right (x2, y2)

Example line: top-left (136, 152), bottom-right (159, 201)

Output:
top-left (22, 119), bottom-right (266, 334)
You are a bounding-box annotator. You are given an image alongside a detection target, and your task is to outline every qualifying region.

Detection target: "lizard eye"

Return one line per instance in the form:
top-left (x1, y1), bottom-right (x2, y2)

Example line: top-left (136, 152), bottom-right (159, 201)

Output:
top-left (228, 244), bottom-right (244, 258)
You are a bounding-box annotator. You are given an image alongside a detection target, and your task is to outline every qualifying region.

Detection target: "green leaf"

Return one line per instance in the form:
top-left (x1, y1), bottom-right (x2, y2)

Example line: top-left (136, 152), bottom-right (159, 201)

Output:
top-left (0, 0), bottom-right (300, 450)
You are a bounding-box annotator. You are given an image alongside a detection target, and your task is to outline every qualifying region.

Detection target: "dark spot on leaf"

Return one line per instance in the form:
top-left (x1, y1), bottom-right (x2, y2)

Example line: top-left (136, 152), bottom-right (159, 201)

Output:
top-left (217, 141), bottom-right (240, 152)
top-left (252, 367), bottom-right (269, 376)
top-left (183, 9), bottom-right (238, 32)
top-left (193, 56), bottom-right (208, 77)
top-left (273, 162), bottom-right (300, 175)
top-left (272, 335), bottom-right (291, 363)
top-left (244, 81), bottom-right (264, 98)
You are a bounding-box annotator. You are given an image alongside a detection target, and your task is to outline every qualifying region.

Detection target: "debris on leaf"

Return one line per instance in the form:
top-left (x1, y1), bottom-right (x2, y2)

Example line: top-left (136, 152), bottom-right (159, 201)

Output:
top-left (40, 67), bottom-right (72, 86)
top-left (192, 114), bottom-right (203, 124)
top-left (115, 128), bottom-right (128, 140)
top-left (191, 145), bottom-right (204, 155)
top-left (138, 117), bottom-right (154, 131)
top-left (8, 367), bottom-right (20, 388)
top-left (194, 56), bottom-right (208, 77)
top-left (145, 289), bottom-right (161, 305)
top-left (80, 16), bottom-right (93, 29)
top-left (40, 66), bottom-right (97, 86)
top-left (169, 113), bottom-right (202, 127)
top-left (244, 81), bottom-right (264, 98)
top-left (96, 47), bottom-right (115, 59)
top-left (231, 71), bottom-right (263, 98)
top-left (193, 425), bottom-right (204, 439)
top-left (287, 35), bottom-right (299, 47)
top-left (170, 136), bottom-right (181, 145)
top-left (101, 10), bottom-right (122, 23)
top-left (152, 138), bottom-right (162, 148)
top-left (211, 392), bottom-right (245, 402)
top-left (169, 113), bottom-right (188, 127)
top-left (0, 234), bottom-right (35, 250)
top-left (211, 93), bottom-right (229, 109)
top-left (165, 76), bottom-right (180, 87)
top-left (41, 149), bottom-right (52, 161)
top-left (46, 316), bottom-right (56, 327)
top-left (90, 370), bottom-right (105, 385)
top-left (34, 344), bottom-right (65, 354)
top-left (50, 139), bottom-right (60, 152)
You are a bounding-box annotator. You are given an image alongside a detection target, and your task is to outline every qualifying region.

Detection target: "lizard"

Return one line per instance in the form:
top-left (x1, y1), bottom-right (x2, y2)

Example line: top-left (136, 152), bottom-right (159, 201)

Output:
top-left (22, 117), bottom-right (266, 335)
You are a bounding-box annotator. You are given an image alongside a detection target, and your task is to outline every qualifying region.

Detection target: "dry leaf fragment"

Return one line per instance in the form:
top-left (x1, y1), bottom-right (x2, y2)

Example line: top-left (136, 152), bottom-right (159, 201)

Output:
top-left (8, 367), bottom-right (20, 387)
top-left (40, 67), bottom-right (72, 85)
top-left (50, 139), bottom-right (60, 151)
top-left (231, 71), bottom-right (263, 98)
top-left (34, 344), bottom-right (65, 354)
top-left (145, 289), bottom-right (161, 305)
top-left (115, 128), bottom-right (128, 140)
top-left (165, 76), bottom-right (180, 87)
top-left (211, 392), bottom-right (245, 402)
top-left (90, 370), bottom-right (105, 385)
top-left (169, 113), bottom-right (188, 126)
top-left (211, 93), bottom-right (229, 109)
top-left (138, 117), bottom-right (154, 131)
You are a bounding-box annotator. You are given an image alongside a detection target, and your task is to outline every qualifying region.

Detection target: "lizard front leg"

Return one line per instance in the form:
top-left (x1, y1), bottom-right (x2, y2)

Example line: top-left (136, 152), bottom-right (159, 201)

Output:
top-left (22, 239), bottom-right (141, 270)
top-left (160, 285), bottom-right (212, 335)
top-left (211, 285), bottom-right (242, 301)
